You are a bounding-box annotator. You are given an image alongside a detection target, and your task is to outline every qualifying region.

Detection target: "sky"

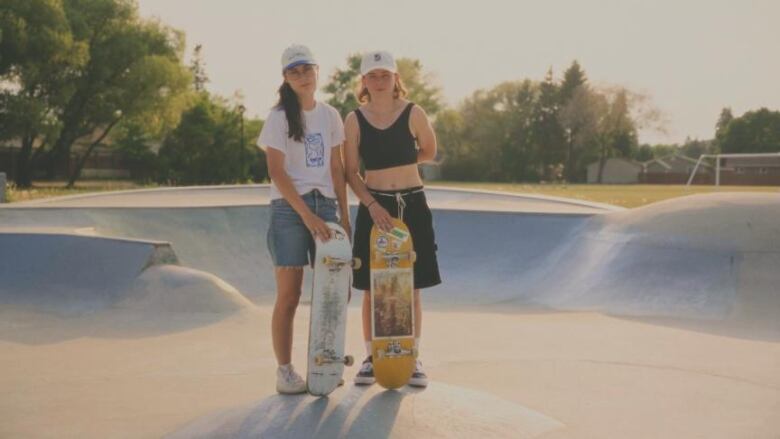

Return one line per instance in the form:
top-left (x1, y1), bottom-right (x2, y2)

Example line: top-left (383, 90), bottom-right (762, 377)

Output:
top-left (136, 0), bottom-right (779, 145)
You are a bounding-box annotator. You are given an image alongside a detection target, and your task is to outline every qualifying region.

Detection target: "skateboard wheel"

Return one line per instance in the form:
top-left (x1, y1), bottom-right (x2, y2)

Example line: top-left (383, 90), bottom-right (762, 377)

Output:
top-left (322, 256), bottom-right (332, 265)
top-left (344, 355), bottom-right (354, 366)
top-left (315, 355), bottom-right (325, 366)
top-left (352, 258), bottom-right (362, 270)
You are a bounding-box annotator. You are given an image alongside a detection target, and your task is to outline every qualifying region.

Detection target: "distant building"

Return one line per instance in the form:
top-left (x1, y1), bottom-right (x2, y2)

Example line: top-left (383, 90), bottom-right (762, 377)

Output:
top-left (0, 134), bottom-right (129, 180)
top-left (719, 155), bottom-right (780, 185)
top-left (586, 158), bottom-right (642, 184)
top-left (722, 156), bottom-right (780, 176)
top-left (644, 153), bottom-right (702, 174)
top-left (640, 153), bottom-right (712, 184)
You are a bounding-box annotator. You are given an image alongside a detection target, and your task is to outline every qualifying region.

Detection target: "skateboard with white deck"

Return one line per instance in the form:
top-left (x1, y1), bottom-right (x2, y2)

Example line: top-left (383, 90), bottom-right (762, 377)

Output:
top-left (307, 222), bottom-right (360, 396)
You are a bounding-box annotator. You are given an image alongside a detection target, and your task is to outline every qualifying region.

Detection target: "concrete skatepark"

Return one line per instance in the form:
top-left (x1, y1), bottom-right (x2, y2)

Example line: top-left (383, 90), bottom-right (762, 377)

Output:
top-left (1, 185), bottom-right (778, 438)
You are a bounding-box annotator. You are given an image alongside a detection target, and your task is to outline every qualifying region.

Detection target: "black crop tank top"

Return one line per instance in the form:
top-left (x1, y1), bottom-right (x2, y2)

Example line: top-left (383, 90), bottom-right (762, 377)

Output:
top-left (355, 102), bottom-right (418, 171)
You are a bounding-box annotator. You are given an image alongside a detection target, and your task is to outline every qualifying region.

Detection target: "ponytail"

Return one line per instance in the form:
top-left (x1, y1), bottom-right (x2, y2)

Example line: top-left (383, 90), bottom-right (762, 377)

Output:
top-left (276, 82), bottom-right (305, 142)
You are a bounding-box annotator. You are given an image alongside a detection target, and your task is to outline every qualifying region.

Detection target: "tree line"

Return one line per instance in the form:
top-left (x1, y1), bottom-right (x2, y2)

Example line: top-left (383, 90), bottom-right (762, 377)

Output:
top-left (2, 0), bottom-right (778, 188)
top-left (1, 0), bottom-right (263, 188)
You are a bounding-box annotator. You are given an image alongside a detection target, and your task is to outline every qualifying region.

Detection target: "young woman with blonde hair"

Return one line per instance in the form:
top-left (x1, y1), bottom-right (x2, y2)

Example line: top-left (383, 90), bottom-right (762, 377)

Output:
top-left (344, 50), bottom-right (441, 388)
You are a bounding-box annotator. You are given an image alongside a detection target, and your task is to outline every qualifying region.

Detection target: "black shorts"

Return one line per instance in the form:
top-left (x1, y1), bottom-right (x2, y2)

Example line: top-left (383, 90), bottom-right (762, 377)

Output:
top-left (352, 186), bottom-right (442, 290)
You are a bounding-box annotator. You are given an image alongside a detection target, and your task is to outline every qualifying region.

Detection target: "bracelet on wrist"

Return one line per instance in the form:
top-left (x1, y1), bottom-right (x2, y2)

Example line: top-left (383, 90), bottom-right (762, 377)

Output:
top-left (366, 200), bottom-right (377, 209)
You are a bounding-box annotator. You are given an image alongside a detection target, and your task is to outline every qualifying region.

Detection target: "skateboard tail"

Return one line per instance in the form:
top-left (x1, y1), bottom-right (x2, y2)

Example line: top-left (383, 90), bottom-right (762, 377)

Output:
top-left (372, 337), bottom-right (416, 389)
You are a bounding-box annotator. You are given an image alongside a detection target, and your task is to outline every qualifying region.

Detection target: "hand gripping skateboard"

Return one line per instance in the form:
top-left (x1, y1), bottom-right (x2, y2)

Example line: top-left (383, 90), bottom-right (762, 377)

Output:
top-left (370, 217), bottom-right (418, 389)
top-left (307, 222), bottom-right (360, 396)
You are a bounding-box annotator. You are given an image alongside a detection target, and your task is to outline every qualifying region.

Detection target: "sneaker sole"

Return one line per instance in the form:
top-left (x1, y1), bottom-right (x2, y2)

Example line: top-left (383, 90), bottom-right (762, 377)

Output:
top-left (407, 378), bottom-right (428, 388)
top-left (276, 386), bottom-right (308, 394)
top-left (354, 377), bottom-right (376, 385)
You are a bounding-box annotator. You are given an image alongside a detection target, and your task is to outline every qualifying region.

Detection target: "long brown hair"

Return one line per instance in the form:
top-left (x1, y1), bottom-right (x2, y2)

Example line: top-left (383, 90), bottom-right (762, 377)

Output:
top-left (357, 75), bottom-right (408, 104)
top-left (275, 82), bottom-right (305, 142)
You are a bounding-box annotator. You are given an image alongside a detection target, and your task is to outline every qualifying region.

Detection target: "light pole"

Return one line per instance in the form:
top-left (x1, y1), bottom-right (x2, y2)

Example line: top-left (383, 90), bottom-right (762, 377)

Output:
top-left (238, 104), bottom-right (246, 182)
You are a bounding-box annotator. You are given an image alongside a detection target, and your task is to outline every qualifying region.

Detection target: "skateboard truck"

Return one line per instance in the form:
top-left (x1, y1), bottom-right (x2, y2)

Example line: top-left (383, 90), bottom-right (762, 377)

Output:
top-left (373, 251), bottom-right (416, 268)
top-left (375, 340), bottom-right (418, 359)
top-left (314, 352), bottom-right (355, 367)
top-left (322, 256), bottom-right (362, 270)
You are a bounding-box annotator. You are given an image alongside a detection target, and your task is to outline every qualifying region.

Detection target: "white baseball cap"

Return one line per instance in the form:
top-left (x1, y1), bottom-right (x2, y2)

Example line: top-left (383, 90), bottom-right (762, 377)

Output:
top-left (281, 44), bottom-right (316, 71)
top-left (360, 50), bottom-right (397, 75)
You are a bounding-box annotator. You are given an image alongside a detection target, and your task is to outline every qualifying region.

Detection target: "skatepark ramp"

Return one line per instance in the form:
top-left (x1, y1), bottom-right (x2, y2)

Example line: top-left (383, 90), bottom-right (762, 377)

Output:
top-left (515, 193), bottom-right (780, 326)
top-left (0, 186), bottom-right (608, 314)
top-left (0, 229), bottom-right (177, 313)
top-left (1, 186), bottom-right (778, 330)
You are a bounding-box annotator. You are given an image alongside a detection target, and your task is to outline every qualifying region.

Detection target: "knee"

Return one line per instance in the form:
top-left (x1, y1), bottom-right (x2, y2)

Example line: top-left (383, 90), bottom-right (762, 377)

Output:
top-left (276, 292), bottom-right (301, 314)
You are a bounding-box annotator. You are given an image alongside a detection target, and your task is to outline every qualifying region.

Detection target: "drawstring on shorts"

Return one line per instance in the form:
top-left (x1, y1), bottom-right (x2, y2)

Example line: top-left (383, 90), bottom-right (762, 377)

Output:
top-left (368, 188), bottom-right (423, 220)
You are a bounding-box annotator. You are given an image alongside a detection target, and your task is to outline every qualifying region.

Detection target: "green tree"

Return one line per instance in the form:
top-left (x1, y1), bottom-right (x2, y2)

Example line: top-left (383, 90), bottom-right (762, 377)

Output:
top-left (558, 84), bottom-right (605, 182)
top-left (190, 44), bottom-right (209, 93)
top-left (648, 144), bottom-right (678, 159)
top-left (595, 89), bottom-right (638, 183)
top-left (433, 108), bottom-right (466, 178)
top-left (113, 121), bottom-right (156, 182)
top-left (60, 0), bottom-right (191, 186)
top-left (531, 68), bottom-right (566, 180)
top-left (560, 84), bottom-right (652, 183)
top-left (714, 107), bottom-right (733, 152)
top-left (0, 0), bottom-right (85, 187)
top-left (438, 80), bottom-right (541, 182)
top-left (245, 118), bottom-right (267, 182)
top-left (396, 58), bottom-right (443, 117)
top-left (680, 137), bottom-right (715, 159)
top-left (557, 61), bottom-right (599, 182)
top-left (157, 94), bottom-right (252, 185)
top-left (322, 54), bottom-right (361, 118)
top-left (560, 60), bottom-right (586, 103)
top-left (0, 0), bottom-right (191, 187)
top-left (634, 144), bottom-right (655, 162)
top-left (718, 108), bottom-right (780, 154)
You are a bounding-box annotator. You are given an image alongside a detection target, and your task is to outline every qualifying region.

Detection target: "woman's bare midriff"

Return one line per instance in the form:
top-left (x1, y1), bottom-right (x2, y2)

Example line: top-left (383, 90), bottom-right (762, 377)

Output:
top-left (364, 163), bottom-right (423, 191)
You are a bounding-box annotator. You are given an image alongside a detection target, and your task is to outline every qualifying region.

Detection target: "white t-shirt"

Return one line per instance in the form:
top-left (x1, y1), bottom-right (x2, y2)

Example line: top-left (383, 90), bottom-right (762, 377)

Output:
top-left (258, 102), bottom-right (345, 200)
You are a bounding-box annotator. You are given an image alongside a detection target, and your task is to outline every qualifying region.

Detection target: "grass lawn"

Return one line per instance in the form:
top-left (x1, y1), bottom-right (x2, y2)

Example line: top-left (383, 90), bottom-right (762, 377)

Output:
top-left (430, 181), bottom-right (779, 208)
top-left (4, 180), bottom-right (152, 203)
top-left (2, 180), bottom-right (778, 208)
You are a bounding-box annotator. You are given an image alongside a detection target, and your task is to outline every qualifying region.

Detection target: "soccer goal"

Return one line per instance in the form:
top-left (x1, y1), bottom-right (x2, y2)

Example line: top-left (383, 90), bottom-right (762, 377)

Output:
top-left (686, 152), bottom-right (780, 186)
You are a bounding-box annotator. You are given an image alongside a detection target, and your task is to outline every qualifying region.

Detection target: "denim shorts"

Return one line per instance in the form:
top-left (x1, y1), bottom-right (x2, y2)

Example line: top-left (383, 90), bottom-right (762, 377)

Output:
top-left (267, 189), bottom-right (339, 267)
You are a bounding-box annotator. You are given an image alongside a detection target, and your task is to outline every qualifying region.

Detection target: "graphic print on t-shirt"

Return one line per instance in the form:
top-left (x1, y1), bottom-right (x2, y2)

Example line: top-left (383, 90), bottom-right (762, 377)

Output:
top-left (304, 133), bottom-right (325, 168)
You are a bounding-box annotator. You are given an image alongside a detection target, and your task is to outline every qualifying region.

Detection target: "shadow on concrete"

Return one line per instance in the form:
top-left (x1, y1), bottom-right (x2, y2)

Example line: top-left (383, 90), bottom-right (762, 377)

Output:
top-left (164, 385), bottom-right (412, 439)
top-left (0, 308), bottom-right (241, 345)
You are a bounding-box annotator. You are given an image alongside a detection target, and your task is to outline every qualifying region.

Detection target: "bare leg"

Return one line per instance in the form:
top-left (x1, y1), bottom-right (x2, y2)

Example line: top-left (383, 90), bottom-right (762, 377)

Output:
top-left (271, 267), bottom-right (304, 366)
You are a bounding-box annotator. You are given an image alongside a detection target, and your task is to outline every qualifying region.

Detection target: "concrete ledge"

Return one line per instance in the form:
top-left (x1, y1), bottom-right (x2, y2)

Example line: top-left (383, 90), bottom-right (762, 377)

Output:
top-left (0, 231), bottom-right (179, 313)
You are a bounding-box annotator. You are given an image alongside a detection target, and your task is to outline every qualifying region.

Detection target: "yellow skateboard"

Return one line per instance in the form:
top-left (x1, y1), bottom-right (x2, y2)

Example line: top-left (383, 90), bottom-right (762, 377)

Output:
top-left (370, 217), bottom-right (417, 389)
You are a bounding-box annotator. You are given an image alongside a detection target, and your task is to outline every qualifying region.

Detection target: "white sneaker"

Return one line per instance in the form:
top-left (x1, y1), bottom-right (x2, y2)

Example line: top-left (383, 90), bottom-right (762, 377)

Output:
top-left (276, 364), bottom-right (307, 394)
top-left (408, 360), bottom-right (428, 388)
top-left (354, 356), bottom-right (375, 385)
